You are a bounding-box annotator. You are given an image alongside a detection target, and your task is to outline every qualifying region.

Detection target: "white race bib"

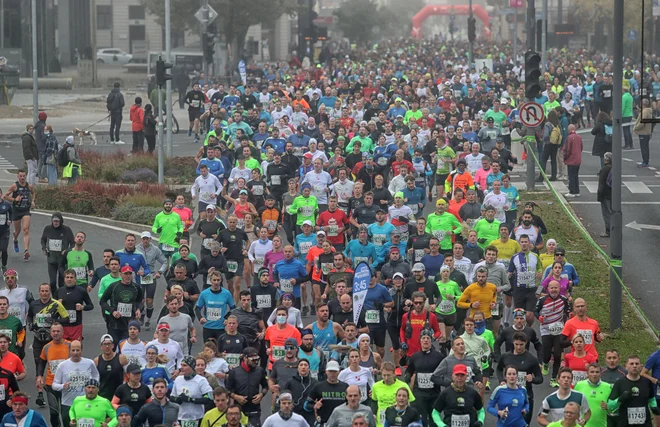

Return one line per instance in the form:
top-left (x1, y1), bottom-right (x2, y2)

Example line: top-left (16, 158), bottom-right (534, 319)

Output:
top-left (256, 294), bottom-right (271, 309)
top-left (236, 219), bottom-right (245, 229)
top-left (0, 216), bottom-right (5, 226)
top-left (141, 274), bottom-right (154, 285)
top-left (206, 307), bottom-right (222, 321)
top-left (408, 204), bottom-right (419, 215)
top-left (327, 225), bottom-right (339, 237)
top-left (299, 241), bottom-right (313, 255)
top-left (372, 234), bottom-right (386, 246)
top-left (67, 310), bottom-right (77, 323)
top-left (414, 249), bottom-right (426, 262)
top-left (0, 329), bottom-right (12, 340)
top-left (491, 303), bottom-right (500, 317)
top-left (576, 329), bottom-right (594, 344)
top-left (48, 239), bottom-right (62, 251)
top-left (517, 271), bottom-right (535, 286)
top-left (254, 257), bottom-right (265, 270)
top-left (182, 421), bottom-right (199, 427)
top-left (433, 230), bottom-right (446, 241)
top-left (365, 310), bottom-right (380, 324)
top-left (203, 238), bottom-right (215, 249)
top-left (227, 261), bottom-right (239, 273)
top-left (572, 370), bottom-right (588, 386)
top-left (321, 263), bottom-right (333, 276)
top-left (35, 313), bottom-right (51, 328)
top-left (417, 372), bottom-right (434, 389)
top-left (548, 321), bottom-right (564, 336)
top-left (49, 359), bottom-right (63, 375)
top-left (69, 373), bottom-right (89, 387)
top-left (78, 418), bottom-right (95, 427)
top-left (300, 206), bottom-right (314, 217)
top-left (252, 185), bottom-right (264, 196)
top-left (161, 243), bottom-right (175, 251)
top-left (451, 414), bottom-right (471, 427)
top-left (354, 257), bottom-right (369, 265)
top-left (377, 157), bottom-right (388, 166)
top-left (7, 306), bottom-right (20, 318)
top-left (280, 278), bottom-right (294, 293)
top-left (271, 175), bottom-right (281, 185)
top-left (265, 220), bottom-right (277, 231)
top-left (117, 302), bottom-right (133, 317)
top-left (628, 407), bottom-right (646, 425)
top-left (439, 299), bottom-right (454, 313)
top-left (516, 371), bottom-right (527, 387)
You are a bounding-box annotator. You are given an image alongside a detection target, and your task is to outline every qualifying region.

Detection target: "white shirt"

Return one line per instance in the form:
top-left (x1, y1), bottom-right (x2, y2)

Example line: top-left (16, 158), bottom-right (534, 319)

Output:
top-left (0, 287), bottom-right (30, 325)
top-left (191, 174), bottom-right (222, 204)
top-left (331, 179), bottom-right (355, 207)
top-left (466, 153), bottom-right (485, 175)
top-left (248, 239), bottom-right (273, 273)
top-left (171, 374), bottom-right (214, 420)
top-left (302, 170), bottom-right (333, 204)
top-left (263, 412), bottom-right (310, 427)
top-left (338, 366), bottom-right (374, 403)
top-left (146, 339), bottom-right (184, 374)
top-left (205, 357), bottom-right (229, 387)
top-left (118, 338), bottom-right (147, 367)
top-left (52, 358), bottom-right (100, 406)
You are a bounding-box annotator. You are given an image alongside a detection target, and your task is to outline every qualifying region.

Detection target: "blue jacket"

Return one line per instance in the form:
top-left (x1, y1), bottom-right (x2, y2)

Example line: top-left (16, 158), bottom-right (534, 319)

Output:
top-left (373, 241), bottom-right (407, 268)
top-left (344, 240), bottom-right (378, 265)
top-left (1, 409), bottom-right (48, 427)
top-left (287, 133), bottom-right (311, 150)
top-left (196, 158), bottom-right (225, 178)
top-left (273, 258), bottom-right (309, 298)
top-left (542, 262), bottom-right (580, 285)
top-left (402, 186), bottom-right (426, 209)
top-left (487, 385), bottom-right (529, 427)
top-left (115, 248), bottom-right (150, 284)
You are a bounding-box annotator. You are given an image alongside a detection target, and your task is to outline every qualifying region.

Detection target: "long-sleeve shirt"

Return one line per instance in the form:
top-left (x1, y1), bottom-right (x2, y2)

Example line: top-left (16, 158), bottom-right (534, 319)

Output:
top-left (457, 283), bottom-right (498, 318)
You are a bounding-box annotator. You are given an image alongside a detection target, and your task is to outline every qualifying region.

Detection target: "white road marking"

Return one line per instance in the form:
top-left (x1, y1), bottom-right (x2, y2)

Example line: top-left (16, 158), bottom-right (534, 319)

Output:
top-left (582, 181), bottom-right (599, 193)
top-left (31, 211), bottom-right (160, 242)
top-left (623, 181), bottom-right (653, 194)
top-left (570, 201), bottom-right (660, 205)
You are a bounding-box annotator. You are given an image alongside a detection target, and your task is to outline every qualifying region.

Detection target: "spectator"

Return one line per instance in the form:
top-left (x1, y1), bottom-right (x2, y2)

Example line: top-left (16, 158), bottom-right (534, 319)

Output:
top-left (21, 124), bottom-right (38, 185)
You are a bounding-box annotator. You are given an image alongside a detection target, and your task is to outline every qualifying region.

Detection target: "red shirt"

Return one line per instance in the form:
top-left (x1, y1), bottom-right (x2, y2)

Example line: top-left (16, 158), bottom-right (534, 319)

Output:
top-left (392, 160), bottom-right (414, 177)
top-left (561, 316), bottom-right (601, 358)
top-left (564, 351), bottom-right (598, 386)
top-left (317, 209), bottom-right (350, 245)
top-left (399, 310), bottom-right (441, 355)
top-left (0, 351), bottom-right (25, 376)
top-left (448, 199), bottom-right (466, 220)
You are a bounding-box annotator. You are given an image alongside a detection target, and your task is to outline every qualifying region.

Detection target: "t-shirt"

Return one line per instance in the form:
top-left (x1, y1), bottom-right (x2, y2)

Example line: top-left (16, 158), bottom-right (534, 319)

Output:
top-left (561, 317), bottom-right (601, 357)
top-left (338, 367), bottom-right (375, 404)
top-left (371, 379), bottom-right (415, 427)
top-left (157, 313), bottom-right (194, 350)
top-left (52, 358), bottom-right (100, 406)
top-left (200, 407), bottom-right (249, 426)
top-left (69, 395), bottom-right (116, 427)
top-left (40, 340), bottom-right (71, 386)
top-left (574, 380), bottom-right (611, 427)
top-left (196, 288), bottom-right (236, 330)
top-left (264, 324), bottom-right (301, 365)
top-left (113, 382), bottom-right (152, 415)
top-left (171, 374), bottom-right (214, 421)
top-left (539, 390), bottom-right (590, 423)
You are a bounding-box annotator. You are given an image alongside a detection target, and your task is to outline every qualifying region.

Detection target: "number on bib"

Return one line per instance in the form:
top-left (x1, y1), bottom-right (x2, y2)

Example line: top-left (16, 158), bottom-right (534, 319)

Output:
top-left (280, 278), bottom-right (294, 293)
top-left (67, 310), bottom-right (77, 323)
top-left (451, 414), bottom-right (471, 427)
top-left (272, 346), bottom-right (286, 360)
top-left (439, 299), bottom-right (455, 313)
top-left (572, 370), bottom-right (588, 386)
top-left (117, 302), bottom-right (133, 317)
top-left (628, 407), bottom-right (646, 425)
top-left (225, 353), bottom-right (241, 369)
top-left (271, 175), bottom-right (281, 185)
top-left (141, 274), bottom-right (154, 285)
top-left (256, 294), bottom-right (271, 309)
top-left (417, 372), bottom-right (434, 389)
top-left (161, 243), bottom-right (174, 252)
top-left (365, 310), bottom-right (380, 324)
top-left (77, 418), bottom-right (95, 427)
top-left (48, 239), bottom-right (62, 251)
top-left (227, 261), bottom-right (239, 273)
top-left (36, 313), bottom-right (51, 328)
top-left (73, 267), bottom-right (87, 280)
top-left (548, 321), bottom-right (564, 336)
top-left (576, 329), bottom-right (594, 344)
top-left (516, 371), bottom-right (526, 387)
top-left (206, 308), bottom-right (222, 321)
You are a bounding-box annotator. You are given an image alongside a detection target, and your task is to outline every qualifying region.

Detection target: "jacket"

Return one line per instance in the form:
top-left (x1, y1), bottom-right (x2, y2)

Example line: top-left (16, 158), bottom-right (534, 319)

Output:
top-left (40, 213), bottom-right (75, 264)
top-left (281, 374), bottom-right (318, 422)
top-left (634, 107), bottom-right (654, 135)
top-left (0, 409), bottom-right (48, 427)
top-left (597, 163), bottom-right (612, 202)
top-left (106, 87), bottom-right (125, 114)
top-left (34, 119), bottom-right (47, 152)
top-left (144, 111), bottom-right (157, 136)
top-left (225, 362), bottom-right (269, 413)
top-left (130, 104), bottom-right (145, 132)
top-left (132, 398), bottom-right (180, 427)
top-left (563, 132), bottom-right (583, 166)
top-left (22, 131), bottom-right (38, 161)
top-left (591, 119), bottom-right (612, 157)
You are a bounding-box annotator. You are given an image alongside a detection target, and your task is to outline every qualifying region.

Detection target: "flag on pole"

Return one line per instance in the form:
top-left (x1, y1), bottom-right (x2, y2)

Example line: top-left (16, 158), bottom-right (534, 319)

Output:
top-left (352, 262), bottom-right (371, 324)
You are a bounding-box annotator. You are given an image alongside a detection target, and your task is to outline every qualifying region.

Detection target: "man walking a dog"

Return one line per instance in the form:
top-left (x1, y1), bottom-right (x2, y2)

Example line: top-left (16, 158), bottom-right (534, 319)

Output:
top-left (107, 82), bottom-right (126, 145)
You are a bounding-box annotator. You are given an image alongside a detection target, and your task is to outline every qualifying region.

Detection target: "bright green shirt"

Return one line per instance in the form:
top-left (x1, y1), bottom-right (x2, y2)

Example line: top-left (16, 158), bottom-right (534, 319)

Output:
top-left (435, 280), bottom-right (462, 315)
top-left (288, 195), bottom-right (319, 225)
top-left (574, 380), bottom-right (612, 427)
top-left (436, 146), bottom-right (456, 175)
top-left (544, 100), bottom-right (560, 115)
top-left (98, 273), bottom-right (120, 315)
top-left (622, 92), bottom-right (634, 117)
top-left (371, 379), bottom-right (415, 427)
top-left (425, 212), bottom-right (462, 250)
top-left (404, 109), bottom-right (423, 124)
top-left (483, 110), bottom-right (509, 130)
top-left (473, 218), bottom-right (501, 249)
top-left (64, 249), bottom-right (93, 285)
top-left (152, 211), bottom-right (184, 248)
top-left (69, 394), bottom-right (116, 427)
top-left (346, 135), bottom-right (375, 153)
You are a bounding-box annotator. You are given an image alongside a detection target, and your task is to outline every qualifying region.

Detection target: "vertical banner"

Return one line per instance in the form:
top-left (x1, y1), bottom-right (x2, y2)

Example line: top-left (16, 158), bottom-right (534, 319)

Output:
top-left (352, 262), bottom-right (371, 324)
top-left (238, 59), bottom-right (247, 86)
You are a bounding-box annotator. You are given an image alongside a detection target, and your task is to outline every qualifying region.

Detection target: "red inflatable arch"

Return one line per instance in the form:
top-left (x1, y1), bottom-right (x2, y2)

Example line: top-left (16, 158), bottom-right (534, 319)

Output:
top-left (411, 5), bottom-right (491, 39)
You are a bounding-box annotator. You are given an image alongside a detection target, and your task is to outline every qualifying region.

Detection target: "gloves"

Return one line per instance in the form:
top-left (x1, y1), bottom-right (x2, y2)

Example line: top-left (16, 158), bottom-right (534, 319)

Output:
top-left (652, 406), bottom-right (660, 416)
top-left (538, 316), bottom-right (545, 323)
top-left (481, 355), bottom-right (488, 363)
top-left (474, 422), bottom-right (483, 427)
top-left (157, 227), bottom-right (163, 234)
top-left (401, 342), bottom-right (409, 352)
top-left (170, 395), bottom-right (183, 404)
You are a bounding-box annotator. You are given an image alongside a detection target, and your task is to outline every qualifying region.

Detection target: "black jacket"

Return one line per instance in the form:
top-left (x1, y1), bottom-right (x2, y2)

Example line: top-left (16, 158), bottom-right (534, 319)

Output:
top-left (22, 132), bottom-right (38, 161)
top-left (40, 213), bottom-right (75, 264)
top-left (225, 363), bottom-right (269, 413)
top-left (106, 87), bottom-right (125, 114)
top-left (281, 374), bottom-right (318, 423)
top-left (591, 119), bottom-right (612, 157)
top-left (597, 163), bottom-right (612, 202)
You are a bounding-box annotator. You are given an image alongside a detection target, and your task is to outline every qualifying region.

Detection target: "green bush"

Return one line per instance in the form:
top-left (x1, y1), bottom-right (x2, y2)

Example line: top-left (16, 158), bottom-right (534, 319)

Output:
top-left (113, 204), bottom-right (162, 225)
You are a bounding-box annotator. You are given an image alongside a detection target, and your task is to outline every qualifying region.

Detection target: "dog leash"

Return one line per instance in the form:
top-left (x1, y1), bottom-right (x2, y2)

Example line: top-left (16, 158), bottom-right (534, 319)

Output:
top-left (81, 114), bottom-right (111, 132)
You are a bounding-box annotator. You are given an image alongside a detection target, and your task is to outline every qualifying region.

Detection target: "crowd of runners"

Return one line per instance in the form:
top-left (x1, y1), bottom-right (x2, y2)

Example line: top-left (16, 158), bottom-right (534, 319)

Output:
top-left (0, 37), bottom-right (659, 427)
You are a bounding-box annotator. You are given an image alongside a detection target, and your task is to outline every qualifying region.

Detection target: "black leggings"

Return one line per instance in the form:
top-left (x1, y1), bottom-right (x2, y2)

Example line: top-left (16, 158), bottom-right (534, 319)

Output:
top-left (45, 385), bottom-right (62, 427)
top-left (542, 334), bottom-right (563, 379)
top-left (413, 395), bottom-right (438, 427)
top-left (283, 213), bottom-right (296, 245)
top-left (47, 262), bottom-right (64, 293)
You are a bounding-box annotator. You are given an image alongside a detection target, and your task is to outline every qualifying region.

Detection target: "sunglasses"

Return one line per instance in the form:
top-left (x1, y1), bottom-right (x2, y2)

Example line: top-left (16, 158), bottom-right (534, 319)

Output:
top-left (285, 346), bottom-right (297, 351)
top-left (555, 253), bottom-right (565, 257)
top-left (4, 276), bottom-right (16, 280)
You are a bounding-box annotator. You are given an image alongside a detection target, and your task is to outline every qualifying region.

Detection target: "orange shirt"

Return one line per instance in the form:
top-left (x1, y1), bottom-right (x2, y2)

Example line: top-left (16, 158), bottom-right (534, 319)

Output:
top-left (40, 340), bottom-right (71, 386)
top-left (561, 316), bottom-right (601, 357)
top-left (292, 99), bottom-right (310, 112)
top-left (448, 199), bottom-right (466, 220)
top-left (264, 324), bottom-right (301, 367)
top-left (306, 245), bottom-right (335, 282)
top-left (456, 282), bottom-right (498, 318)
top-left (0, 352), bottom-right (24, 376)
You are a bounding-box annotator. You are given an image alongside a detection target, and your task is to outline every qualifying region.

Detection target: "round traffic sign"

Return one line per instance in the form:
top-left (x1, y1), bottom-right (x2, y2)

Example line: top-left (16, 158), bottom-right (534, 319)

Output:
top-left (519, 102), bottom-right (545, 127)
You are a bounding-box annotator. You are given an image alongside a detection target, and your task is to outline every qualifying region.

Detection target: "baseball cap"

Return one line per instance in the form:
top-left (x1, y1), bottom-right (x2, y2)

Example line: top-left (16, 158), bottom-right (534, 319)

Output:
top-left (453, 364), bottom-right (468, 375)
top-left (120, 265), bottom-right (133, 274)
top-left (126, 363), bottom-right (142, 374)
top-left (205, 204), bottom-right (216, 211)
top-left (317, 230), bottom-right (326, 236)
top-left (326, 361), bottom-right (341, 371)
top-left (243, 347), bottom-right (259, 357)
top-left (436, 199), bottom-right (447, 206)
top-left (376, 207), bottom-right (387, 214)
top-left (157, 322), bottom-right (170, 331)
top-left (302, 220), bottom-right (313, 227)
top-left (303, 152), bottom-right (313, 159)
top-left (392, 272), bottom-right (405, 280)
top-left (412, 262), bottom-right (426, 272)
top-left (140, 231), bottom-right (152, 239)
top-left (297, 125), bottom-right (304, 132)
top-left (284, 338), bottom-right (299, 347)
top-left (100, 334), bottom-right (113, 344)
top-left (487, 117), bottom-right (494, 122)
top-left (239, 189), bottom-right (248, 195)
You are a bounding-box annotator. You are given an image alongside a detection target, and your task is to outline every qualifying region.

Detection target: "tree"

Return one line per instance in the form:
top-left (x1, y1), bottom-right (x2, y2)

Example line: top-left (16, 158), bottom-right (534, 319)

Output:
top-left (334, 0), bottom-right (383, 45)
top-left (143, 0), bottom-right (298, 77)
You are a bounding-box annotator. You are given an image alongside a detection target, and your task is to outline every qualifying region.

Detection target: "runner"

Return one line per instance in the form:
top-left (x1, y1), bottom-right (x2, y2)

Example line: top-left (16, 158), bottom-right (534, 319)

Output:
top-left (60, 231), bottom-right (94, 288)
top-left (99, 265), bottom-right (144, 345)
top-left (186, 82), bottom-right (206, 142)
top-left (117, 320), bottom-right (147, 367)
top-left (37, 322), bottom-right (70, 427)
top-left (40, 213), bottom-right (74, 292)
top-left (195, 270), bottom-right (235, 342)
top-left (55, 269), bottom-right (93, 341)
top-left (69, 378), bottom-right (116, 427)
top-left (94, 334), bottom-right (129, 401)
top-left (607, 355), bottom-right (657, 427)
top-left (136, 231), bottom-right (167, 329)
top-left (0, 193), bottom-right (12, 273)
top-left (152, 199), bottom-right (185, 266)
top-left (2, 170), bottom-right (35, 260)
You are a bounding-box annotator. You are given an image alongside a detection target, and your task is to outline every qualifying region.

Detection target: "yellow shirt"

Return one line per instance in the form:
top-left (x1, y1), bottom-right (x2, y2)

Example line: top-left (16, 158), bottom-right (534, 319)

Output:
top-left (201, 407), bottom-right (249, 426)
top-left (457, 282), bottom-right (498, 318)
top-left (491, 238), bottom-right (521, 270)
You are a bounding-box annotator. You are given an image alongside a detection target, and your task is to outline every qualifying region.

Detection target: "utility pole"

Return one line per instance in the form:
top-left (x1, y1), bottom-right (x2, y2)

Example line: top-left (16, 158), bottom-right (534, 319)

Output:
top-left (91, 0), bottom-right (98, 87)
top-left (31, 0), bottom-right (38, 124)
top-left (525, 0), bottom-right (537, 191)
top-left (165, 0), bottom-right (173, 158)
top-left (157, 78), bottom-right (164, 184)
top-left (1, 0), bottom-right (5, 49)
top-left (513, 10), bottom-right (518, 65)
top-left (468, 0), bottom-right (475, 66)
top-left (610, 0), bottom-right (624, 333)
top-left (202, 0), bottom-right (209, 80)
top-left (541, 0), bottom-right (547, 72)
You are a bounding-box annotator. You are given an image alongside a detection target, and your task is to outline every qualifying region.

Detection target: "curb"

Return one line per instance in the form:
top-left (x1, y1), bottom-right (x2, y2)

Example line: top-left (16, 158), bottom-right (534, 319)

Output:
top-left (32, 209), bottom-right (158, 239)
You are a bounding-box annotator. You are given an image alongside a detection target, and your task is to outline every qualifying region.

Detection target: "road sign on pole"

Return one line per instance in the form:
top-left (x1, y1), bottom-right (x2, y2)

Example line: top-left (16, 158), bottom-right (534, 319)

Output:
top-left (627, 29), bottom-right (637, 40)
top-left (519, 101), bottom-right (545, 127)
top-left (510, 0), bottom-right (523, 7)
top-left (195, 5), bottom-right (217, 24)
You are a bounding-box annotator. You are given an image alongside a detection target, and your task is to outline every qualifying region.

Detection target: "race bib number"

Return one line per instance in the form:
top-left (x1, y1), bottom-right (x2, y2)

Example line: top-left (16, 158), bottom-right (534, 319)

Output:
top-left (8, 306), bottom-right (20, 318)
top-left (377, 157), bottom-right (388, 166)
top-left (548, 321), bottom-right (564, 336)
top-left (414, 249), bottom-right (426, 262)
top-left (256, 294), bottom-right (271, 309)
top-left (203, 238), bottom-right (215, 249)
top-left (372, 234), bottom-right (386, 246)
top-left (439, 299), bottom-right (454, 313)
top-left (206, 308), bottom-right (222, 321)
top-left (576, 329), bottom-right (594, 344)
top-left (271, 175), bottom-right (281, 185)
top-left (491, 303), bottom-right (500, 317)
top-left (359, 385), bottom-right (368, 402)
top-left (300, 206), bottom-right (314, 217)
top-left (77, 418), bottom-right (95, 427)
top-left (365, 310), bottom-right (380, 324)
top-left (487, 131), bottom-right (497, 139)
top-left (204, 102), bottom-right (211, 110)
top-left (280, 278), bottom-right (294, 293)
top-left (254, 257), bottom-right (265, 270)
top-left (628, 407), bottom-right (646, 425)
top-left (451, 414), bottom-right (471, 427)
top-left (182, 421), bottom-right (199, 427)
top-left (73, 267), bottom-right (87, 281)
top-left (35, 313), bottom-right (51, 328)
top-left (69, 373), bottom-right (89, 387)
top-left (379, 409), bottom-right (386, 426)
top-left (49, 359), bottom-right (63, 375)
top-left (433, 230), bottom-right (446, 241)
top-left (225, 353), bottom-right (241, 369)
top-left (408, 204), bottom-right (419, 215)
top-left (299, 241), bottom-right (313, 255)
top-left (49, 239), bottom-right (62, 251)
top-left (417, 372), bottom-right (434, 389)
top-left (141, 274), bottom-right (154, 285)
top-left (572, 370), bottom-right (588, 386)
top-left (321, 263), bottom-right (333, 275)
top-left (191, 100), bottom-right (200, 108)
top-left (252, 185), bottom-right (264, 196)
top-left (272, 346), bottom-right (286, 360)
top-left (0, 384), bottom-right (5, 400)
top-left (293, 147), bottom-right (303, 156)
top-left (161, 243), bottom-right (174, 252)
top-left (517, 271), bottom-right (535, 286)
top-left (227, 261), bottom-right (239, 273)
top-left (117, 302), bottom-right (133, 317)
top-left (516, 371), bottom-right (527, 387)
top-left (327, 225), bottom-right (339, 237)
top-left (67, 310), bottom-right (77, 323)
top-left (0, 215), bottom-right (5, 226)
top-left (236, 219), bottom-right (245, 229)
top-left (265, 220), bottom-right (277, 231)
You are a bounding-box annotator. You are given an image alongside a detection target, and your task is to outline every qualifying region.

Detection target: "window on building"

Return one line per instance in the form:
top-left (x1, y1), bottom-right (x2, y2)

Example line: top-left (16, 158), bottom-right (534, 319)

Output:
top-left (128, 5), bottom-right (145, 20)
top-left (97, 5), bottom-right (112, 30)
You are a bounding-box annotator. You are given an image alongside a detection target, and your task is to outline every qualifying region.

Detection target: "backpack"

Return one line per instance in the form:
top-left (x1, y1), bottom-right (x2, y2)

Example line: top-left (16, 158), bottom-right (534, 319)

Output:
top-left (604, 124), bottom-right (613, 144)
top-left (549, 125), bottom-right (562, 145)
top-left (57, 145), bottom-right (70, 167)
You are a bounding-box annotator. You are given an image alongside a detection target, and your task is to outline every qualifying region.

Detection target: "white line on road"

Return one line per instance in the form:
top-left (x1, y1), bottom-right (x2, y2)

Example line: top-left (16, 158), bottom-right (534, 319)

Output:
top-left (623, 181), bottom-right (653, 194)
top-left (582, 181), bottom-right (599, 193)
top-left (569, 201), bottom-right (660, 205)
top-left (31, 211), bottom-right (160, 242)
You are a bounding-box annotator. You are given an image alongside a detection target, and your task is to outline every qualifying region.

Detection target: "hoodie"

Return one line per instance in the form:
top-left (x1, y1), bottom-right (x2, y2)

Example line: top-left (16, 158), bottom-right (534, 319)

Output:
top-left (106, 87), bottom-right (125, 114)
top-left (40, 213), bottom-right (75, 264)
top-left (34, 115), bottom-right (47, 153)
top-left (130, 104), bottom-right (145, 132)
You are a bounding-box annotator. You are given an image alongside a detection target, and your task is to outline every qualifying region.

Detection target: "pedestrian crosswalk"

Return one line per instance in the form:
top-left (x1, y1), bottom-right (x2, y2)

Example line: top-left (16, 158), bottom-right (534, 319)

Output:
top-left (546, 179), bottom-right (657, 194)
top-left (0, 154), bottom-right (14, 171)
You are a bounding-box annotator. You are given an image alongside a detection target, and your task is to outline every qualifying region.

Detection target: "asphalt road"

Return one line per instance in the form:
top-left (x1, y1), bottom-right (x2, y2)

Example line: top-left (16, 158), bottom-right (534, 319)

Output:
top-left (3, 209), bottom-right (565, 426)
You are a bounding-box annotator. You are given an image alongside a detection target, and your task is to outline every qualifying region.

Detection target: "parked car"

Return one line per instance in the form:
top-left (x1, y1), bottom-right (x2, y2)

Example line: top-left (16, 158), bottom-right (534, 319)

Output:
top-left (96, 48), bottom-right (133, 65)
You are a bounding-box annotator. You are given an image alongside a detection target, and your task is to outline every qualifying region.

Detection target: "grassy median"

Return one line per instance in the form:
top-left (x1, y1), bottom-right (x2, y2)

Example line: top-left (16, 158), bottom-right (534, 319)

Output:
top-left (521, 191), bottom-right (659, 361)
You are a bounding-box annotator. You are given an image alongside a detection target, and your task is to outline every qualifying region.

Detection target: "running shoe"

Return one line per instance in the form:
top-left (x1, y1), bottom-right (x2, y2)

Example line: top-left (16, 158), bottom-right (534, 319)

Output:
top-left (13, 240), bottom-right (18, 253)
top-left (115, 140), bottom-right (126, 145)
top-left (188, 129), bottom-right (192, 137)
top-left (0, 266), bottom-right (6, 274)
top-left (542, 363), bottom-right (549, 376)
top-left (35, 393), bottom-right (46, 407)
top-left (310, 304), bottom-right (316, 316)
top-left (550, 378), bottom-right (559, 388)
top-left (485, 381), bottom-right (491, 391)
top-left (23, 250), bottom-right (30, 261)
top-left (144, 319), bottom-right (151, 331)
top-left (395, 367), bottom-right (402, 376)
top-left (638, 163), bottom-right (649, 168)
top-left (302, 306), bottom-right (309, 316)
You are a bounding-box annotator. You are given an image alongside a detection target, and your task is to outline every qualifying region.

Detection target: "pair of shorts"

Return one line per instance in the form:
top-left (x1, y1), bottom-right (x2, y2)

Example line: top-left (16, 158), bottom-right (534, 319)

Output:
top-left (159, 243), bottom-right (175, 258)
top-left (198, 201), bottom-right (211, 212)
top-left (12, 209), bottom-right (30, 221)
top-left (513, 288), bottom-right (538, 312)
top-left (435, 312), bottom-right (457, 326)
top-left (225, 260), bottom-right (245, 279)
top-left (386, 323), bottom-right (401, 350)
top-left (188, 109), bottom-right (202, 122)
top-left (63, 324), bottom-right (83, 341)
top-left (144, 281), bottom-right (157, 299)
top-left (367, 324), bottom-right (387, 348)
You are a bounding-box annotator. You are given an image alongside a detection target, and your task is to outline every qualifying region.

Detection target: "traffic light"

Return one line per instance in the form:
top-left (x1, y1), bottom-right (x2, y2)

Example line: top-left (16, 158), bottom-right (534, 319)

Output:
top-left (468, 17), bottom-right (476, 42)
top-left (524, 51), bottom-right (542, 100)
top-left (203, 32), bottom-right (216, 63)
top-left (155, 57), bottom-right (172, 88)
